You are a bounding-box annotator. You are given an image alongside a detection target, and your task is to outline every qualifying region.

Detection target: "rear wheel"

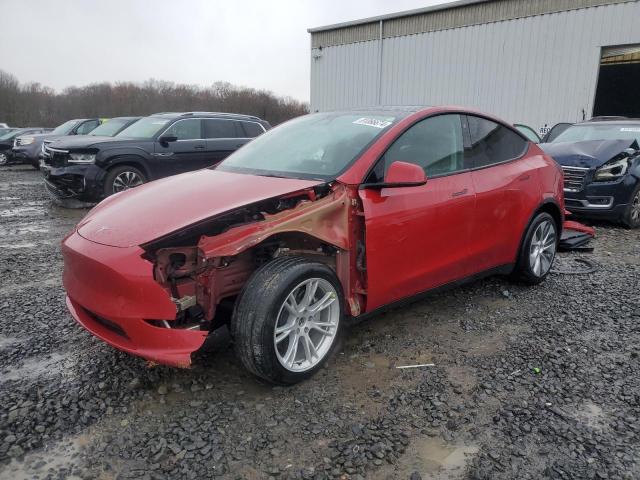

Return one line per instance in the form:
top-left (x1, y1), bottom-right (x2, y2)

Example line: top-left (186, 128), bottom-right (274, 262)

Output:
top-left (513, 212), bottom-right (558, 284)
top-left (231, 256), bottom-right (343, 385)
top-left (104, 165), bottom-right (146, 195)
top-left (621, 185), bottom-right (640, 229)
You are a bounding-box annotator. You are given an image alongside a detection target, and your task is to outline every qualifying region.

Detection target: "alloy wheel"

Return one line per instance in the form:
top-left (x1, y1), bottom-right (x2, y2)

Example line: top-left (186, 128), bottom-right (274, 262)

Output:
top-left (529, 219), bottom-right (557, 277)
top-left (0, 153), bottom-right (7, 165)
top-left (631, 191), bottom-right (640, 224)
top-left (273, 278), bottom-right (340, 372)
top-left (112, 171), bottom-right (143, 192)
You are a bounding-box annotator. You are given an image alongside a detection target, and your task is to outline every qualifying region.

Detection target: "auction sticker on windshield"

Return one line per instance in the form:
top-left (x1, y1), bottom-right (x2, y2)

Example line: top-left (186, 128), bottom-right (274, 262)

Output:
top-left (353, 118), bottom-right (394, 129)
top-left (621, 128), bottom-right (640, 132)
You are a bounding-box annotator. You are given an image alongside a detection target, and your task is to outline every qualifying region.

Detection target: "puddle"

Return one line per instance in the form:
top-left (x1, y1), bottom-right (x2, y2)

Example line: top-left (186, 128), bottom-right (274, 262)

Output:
top-left (0, 335), bottom-right (21, 349)
top-left (0, 196), bottom-right (20, 201)
top-left (2, 433), bottom-right (89, 480)
top-left (1, 351), bottom-right (73, 382)
top-left (575, 401), bottom-right (608, 430)
top-left (0, 242), bottom-right (38, 249)
top-left (377, 437), bottom-right (478, 479)
top-left (0, 206), bottom-right (46, 218)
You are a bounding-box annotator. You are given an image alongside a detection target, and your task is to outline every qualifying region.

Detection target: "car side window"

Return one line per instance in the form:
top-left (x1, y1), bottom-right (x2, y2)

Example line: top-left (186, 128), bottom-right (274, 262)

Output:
top-left (203, 119), bottom-right (238, 139)
top-left (370, 114), bottom-right (464, 182)
top-left (465, 116), bottom-right (527, 168)
top-left (163, 119), bottom-right (202, 140)
top-left (241, 121), bottom-right (264, 138)
top-left (76, 120), bottom-right (99, 135)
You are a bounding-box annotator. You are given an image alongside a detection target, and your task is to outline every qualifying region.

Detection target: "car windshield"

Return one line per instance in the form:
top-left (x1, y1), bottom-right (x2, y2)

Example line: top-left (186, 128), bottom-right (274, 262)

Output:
top-left (89, 118), bottom-right (135, 137)
top-left (0, 130), bottom-right (19, 140)
top-left (116, 117), bottom-right (170, 139)
top-left (0, 128), bottom-right (16, 137)
top-left (552, 124), bottom-right (640, 143)
top-left (217, 112), bottom-right (399, 180)
top-left (50, 120), bottom-right (79, 136)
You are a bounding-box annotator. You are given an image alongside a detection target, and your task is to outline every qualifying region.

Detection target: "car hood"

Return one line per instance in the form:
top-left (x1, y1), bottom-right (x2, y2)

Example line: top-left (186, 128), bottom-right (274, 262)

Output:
top-left (540, 139), bottom-right (638, 168)
top-left (48, 135), bottom-right (117, 149)
top-left (77, 169), bottom-right (323, 248)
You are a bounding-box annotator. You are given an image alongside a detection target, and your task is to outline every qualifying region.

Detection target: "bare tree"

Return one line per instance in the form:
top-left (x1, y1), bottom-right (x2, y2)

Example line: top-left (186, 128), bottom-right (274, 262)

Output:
top-left (0, 70), bottom-right (309, 127)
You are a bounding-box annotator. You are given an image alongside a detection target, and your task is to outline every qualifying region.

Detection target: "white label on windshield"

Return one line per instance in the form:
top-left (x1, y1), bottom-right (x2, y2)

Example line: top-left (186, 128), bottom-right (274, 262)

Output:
top-left (620, 128), bottom-right (640, 132)
top-left (353, 117), bottom-right (393, 129)
top-left (152, 121), bottom-right (168, 125)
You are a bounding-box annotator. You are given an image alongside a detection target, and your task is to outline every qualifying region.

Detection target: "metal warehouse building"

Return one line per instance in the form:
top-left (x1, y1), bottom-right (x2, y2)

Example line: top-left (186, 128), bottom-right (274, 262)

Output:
top-left (308, 0), bottom-right (640, 135)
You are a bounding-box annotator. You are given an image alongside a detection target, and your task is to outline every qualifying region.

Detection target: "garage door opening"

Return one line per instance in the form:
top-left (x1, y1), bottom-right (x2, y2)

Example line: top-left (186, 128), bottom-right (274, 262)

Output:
top-left (593, 45), bottom-right (640, 118)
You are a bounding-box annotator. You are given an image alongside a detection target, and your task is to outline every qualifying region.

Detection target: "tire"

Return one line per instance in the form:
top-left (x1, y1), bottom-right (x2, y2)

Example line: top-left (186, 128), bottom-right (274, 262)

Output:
top-left (0, 152), bottom-right (7, 166)
top-left (621, 184), bottom-right (640, 229)
top-left (103, 165), bottom-right (146, 196)
top-left (231, 256), bottom-right (344, 385)
top-left (512, 212), bottom-right (558, 285)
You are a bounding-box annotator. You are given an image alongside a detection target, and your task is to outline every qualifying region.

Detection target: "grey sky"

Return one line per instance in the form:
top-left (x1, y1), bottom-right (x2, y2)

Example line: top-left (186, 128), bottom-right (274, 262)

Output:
top-left (1, 0), bottom-right (444, 102)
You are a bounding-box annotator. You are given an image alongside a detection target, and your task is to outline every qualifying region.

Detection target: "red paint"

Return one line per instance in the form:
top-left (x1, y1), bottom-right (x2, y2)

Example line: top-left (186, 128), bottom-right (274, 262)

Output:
top-left (63, 106), bottom-right (564, 368)
top-left (62, 232), bottom-right (206, 366)
top-left (77, 170), bottom-right (321, 247)
top-left (384, 161), bottom-right (427, 184)
top-left (563, 220), bottom-right (596, 237)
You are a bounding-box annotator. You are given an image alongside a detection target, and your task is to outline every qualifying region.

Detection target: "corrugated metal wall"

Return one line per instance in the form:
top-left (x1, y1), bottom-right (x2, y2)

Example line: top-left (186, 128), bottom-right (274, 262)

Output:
top-left (310, 1), bottom-right (640, 132)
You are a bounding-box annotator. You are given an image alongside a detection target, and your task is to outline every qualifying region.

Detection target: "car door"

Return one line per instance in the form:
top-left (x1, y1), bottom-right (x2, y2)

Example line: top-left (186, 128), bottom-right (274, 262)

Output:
top-left (203, 119), bottom-right (245, 167)
top-left (465, 115), bottom-right (539, 271)
top-left (154, 119), bottom-right (207, 176)
top-left (359, 114), bottom-right (477, 311)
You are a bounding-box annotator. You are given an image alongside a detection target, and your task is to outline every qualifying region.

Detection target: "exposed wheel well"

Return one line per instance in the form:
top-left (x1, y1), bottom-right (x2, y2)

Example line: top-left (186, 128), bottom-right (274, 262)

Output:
top-left (536, 201), bottom-right (562, 234)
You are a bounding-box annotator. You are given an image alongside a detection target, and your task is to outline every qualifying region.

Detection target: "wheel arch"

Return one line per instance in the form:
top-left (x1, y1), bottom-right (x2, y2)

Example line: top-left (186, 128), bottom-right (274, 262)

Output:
top-left (514, 199), bottom-right (562, 266)
top-left (103, 154), bottom-right (151, 180)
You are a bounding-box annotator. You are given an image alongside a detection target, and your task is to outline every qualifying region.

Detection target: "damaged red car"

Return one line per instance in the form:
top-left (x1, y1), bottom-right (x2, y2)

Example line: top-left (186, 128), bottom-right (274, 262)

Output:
top-left (63, 107), bottom-right (564, 384)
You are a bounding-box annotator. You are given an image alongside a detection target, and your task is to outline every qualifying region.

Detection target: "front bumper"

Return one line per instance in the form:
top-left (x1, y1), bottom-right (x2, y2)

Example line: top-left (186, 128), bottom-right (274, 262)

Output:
top-left (62, 231), bottom-right (208, 367)
top-left (564, 174), bottom-right (638, 221)
top-left (11, 146), bottom-right (40, 166)
top-left (42, 164), bottom-right (106, 202)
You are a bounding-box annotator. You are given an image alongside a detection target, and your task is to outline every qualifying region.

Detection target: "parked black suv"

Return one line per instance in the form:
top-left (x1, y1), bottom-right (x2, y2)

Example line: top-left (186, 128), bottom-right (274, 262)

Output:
top-left (0, 127), bottom-right (51, 165)
top-left (42, 112), bottom-right (271, 204)
top-left (12, 118), bottom-right (104, 169)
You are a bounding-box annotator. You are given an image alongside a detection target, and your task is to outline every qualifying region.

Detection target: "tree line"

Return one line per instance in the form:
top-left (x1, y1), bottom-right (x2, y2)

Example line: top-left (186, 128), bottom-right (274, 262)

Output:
top-left (0, 70), bottom-right (309, 128)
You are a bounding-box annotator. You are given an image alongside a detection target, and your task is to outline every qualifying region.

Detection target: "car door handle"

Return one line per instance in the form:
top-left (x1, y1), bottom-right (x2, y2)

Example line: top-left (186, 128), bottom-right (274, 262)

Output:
top-left (194, 145), bottom-right (205, 150)
top-left (451, 188), bottom-right (468, 197)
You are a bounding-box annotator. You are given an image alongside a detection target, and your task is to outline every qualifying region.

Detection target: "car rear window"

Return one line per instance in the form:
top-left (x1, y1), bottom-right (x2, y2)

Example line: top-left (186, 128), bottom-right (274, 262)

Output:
top-left (465, 116), bottom-right (527, 168)
top-left (241, 121), bottom-right (264, 138)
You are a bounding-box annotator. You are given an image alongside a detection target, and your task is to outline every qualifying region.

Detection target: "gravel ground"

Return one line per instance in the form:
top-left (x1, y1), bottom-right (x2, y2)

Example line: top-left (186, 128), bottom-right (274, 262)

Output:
top-left (0, 164), bottom-right (638, 480)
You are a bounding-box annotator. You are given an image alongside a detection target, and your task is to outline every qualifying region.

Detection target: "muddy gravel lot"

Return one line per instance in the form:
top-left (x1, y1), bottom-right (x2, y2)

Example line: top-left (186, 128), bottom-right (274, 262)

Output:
top-left (0, 164), bottom-right (639, 480)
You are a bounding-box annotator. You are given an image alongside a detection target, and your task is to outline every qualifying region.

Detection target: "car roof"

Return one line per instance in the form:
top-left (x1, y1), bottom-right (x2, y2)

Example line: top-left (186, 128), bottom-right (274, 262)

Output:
top-left (576, 119), bottom-right (640, 126)
top-left (150, 112), bottom-right (265, 122)
top-left (109, 116), bottom-right (142, 121)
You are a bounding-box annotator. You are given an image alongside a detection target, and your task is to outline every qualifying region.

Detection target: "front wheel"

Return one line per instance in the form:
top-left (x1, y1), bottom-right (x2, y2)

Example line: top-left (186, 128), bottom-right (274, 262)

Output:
top-left (104, 165), bottom-right (146, 196)
top-left (513, 212), bottom-right (558, 284)
top-left (231, 256), bottom-right (343, 385)
top-left (0, 152), bottom-right (8, 166)
top-left (621, 185), bottom-right (640, 229)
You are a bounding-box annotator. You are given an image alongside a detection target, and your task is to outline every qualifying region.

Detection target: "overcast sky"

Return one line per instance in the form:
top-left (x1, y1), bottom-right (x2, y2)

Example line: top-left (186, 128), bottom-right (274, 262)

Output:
top-left (0, 0), bottom-right (445, 103)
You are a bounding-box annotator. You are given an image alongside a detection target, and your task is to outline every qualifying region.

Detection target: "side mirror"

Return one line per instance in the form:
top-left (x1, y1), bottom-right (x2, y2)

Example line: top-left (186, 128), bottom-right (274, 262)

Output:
top-left (363, 161), bottom-right (427, 190)
top-left (159, 135), bottom-right (178, 146)
top-left (384, 161), bottom-right (427, 185)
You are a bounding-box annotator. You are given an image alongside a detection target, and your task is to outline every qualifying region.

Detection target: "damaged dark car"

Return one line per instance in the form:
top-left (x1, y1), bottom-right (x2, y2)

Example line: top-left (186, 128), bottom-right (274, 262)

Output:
top-left (541, 120), bottom-right (640, 228)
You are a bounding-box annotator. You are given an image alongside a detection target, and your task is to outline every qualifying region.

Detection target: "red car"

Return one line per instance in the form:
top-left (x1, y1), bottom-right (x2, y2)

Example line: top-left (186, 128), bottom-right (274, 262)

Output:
top-left (63, 107), bottom-right (564, 384)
